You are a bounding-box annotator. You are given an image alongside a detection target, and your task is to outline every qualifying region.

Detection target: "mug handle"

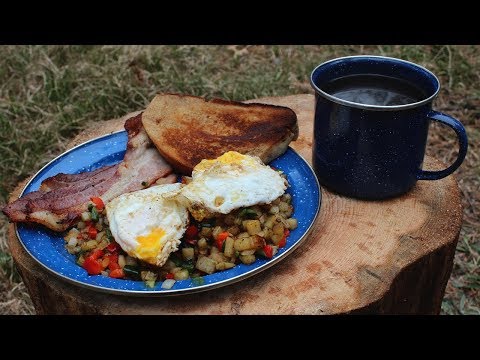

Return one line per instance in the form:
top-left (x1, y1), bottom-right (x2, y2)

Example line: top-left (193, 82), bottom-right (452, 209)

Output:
top-left (417, 111), bottom-right (468, 180)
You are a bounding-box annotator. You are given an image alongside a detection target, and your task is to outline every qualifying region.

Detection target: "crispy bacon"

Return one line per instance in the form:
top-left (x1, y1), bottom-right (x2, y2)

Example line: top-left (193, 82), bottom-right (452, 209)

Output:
top-left (2, 113), bottom-right (176, 231)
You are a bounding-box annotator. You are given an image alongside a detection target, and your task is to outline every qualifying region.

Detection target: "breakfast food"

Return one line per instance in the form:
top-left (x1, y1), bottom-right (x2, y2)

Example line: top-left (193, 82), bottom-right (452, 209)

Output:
top-left (64, 183), bottom-right (297, 286)
top-left (63, 152), bottom-right (297, 287)
top-left (2, 114), bottom-right (175, 231)
top-left (4, 92), bottom-right (301, 289)
top-left (141, 93), bottom-right (299, 175)
top-left (106, 183), bottom-right (188, 267)
top-left (169, 151), bottom-right (287, 221)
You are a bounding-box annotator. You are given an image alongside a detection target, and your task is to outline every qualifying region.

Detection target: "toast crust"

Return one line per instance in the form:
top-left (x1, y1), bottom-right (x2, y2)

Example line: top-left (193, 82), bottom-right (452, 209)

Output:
top-left (142, 93), bottom-right (299, 175)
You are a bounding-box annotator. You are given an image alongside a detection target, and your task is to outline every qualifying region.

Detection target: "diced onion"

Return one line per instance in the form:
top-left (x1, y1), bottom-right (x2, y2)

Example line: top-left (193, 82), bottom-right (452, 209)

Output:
top-left (161, 279), bottom-right (176, 289)
top-left (118, 255), bottom-right (126, 268)
top-left (67, 237), bottom-right (78, 247)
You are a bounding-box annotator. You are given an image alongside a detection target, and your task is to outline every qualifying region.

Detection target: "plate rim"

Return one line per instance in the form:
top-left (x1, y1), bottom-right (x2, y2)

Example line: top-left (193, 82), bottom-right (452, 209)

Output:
top-left (15, 130), bottom-right (322, 297)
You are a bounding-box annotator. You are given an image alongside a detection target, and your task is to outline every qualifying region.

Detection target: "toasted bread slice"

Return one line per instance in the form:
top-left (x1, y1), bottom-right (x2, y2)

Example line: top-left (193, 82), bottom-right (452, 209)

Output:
top-left (142, 93), bottom-right (299, 175)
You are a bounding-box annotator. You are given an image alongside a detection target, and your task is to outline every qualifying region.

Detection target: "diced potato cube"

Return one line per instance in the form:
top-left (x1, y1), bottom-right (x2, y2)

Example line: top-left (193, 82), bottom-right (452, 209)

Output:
top-left (182, 247), bottom-right (195, 260)
top-left (272, 223), bottom-right (285, 236)
top-left (197, 238), bottom-right (208, 249)
top-left (243, 220), bottom-right (262, 235)
top-left (237, 232), bottom-right (250, 239)
top-left (223, 237), bottom-right (235, 257)
top-left (77, 255), bottom-right (85, 266)
top-left (65, 228), bottom-right (79, 239)
top-left (227, 226), bottom-right (240, 236)
top-left (81, 212), bottom-right (91, 222)
top-left (286, 218), bottom-right (298, 230)
top-left (174, 269), bottom-right (189, 280)
top-left (200, 226), bottom-right (212, 238)
top-left (97, 239), bottom-right (109, 250)
top-left (283, 207), bottom-right (293, 218)
top-left (279, 201), bottom-right (290, 213)
top-left (141, 271), bottom-right (157, 282)
top-left (271, 234), bottom-right (282, 245)
top-left (81, 240), bottom-right (98, 251)
top-left (67, 237), bottom-right (78, 247)
top-left (240, 249), bottom-right (255, 256)
top-left (216, 262), bottom-right (235, 271)
top-left (196, 256), bottom-right (216, 274)
top-left (210, 252), bottom-right (227, 263)
top-left (239, 254), bottom-right (256, 265)
top-left (171, 267), bottom-right (183, 274)
top-left (264, 215), bottom-right (276, 229)
top-left (269, 205), bottom-right (279, 214)
top-left (118, 255), bottom-right (126, 268)
top-left (212, 226), bottom-right (223, 239)
top-left (234, 235), bottom-right (265, 251)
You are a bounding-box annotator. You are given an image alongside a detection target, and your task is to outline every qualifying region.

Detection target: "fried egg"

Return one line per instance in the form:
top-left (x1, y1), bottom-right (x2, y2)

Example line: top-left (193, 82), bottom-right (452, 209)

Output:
top-left (172, 151), bottom-right (287, 221)
top-left (106, 183), bottom-right (188, 266)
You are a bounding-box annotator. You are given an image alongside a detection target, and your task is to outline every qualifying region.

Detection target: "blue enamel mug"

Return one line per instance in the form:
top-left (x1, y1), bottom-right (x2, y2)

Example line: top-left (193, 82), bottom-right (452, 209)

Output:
top-left (310, 55), bottom-right (468, 200)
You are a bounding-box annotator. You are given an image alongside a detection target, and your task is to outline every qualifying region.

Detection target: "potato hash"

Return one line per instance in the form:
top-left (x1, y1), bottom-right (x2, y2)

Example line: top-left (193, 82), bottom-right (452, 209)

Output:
top-left (64, 192), bottom-right (297, 288)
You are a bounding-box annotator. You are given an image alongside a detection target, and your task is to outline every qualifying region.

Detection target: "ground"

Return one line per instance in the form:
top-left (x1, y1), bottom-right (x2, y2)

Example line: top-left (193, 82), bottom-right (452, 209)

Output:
top-left (0, 45), bottom-right (478, 314)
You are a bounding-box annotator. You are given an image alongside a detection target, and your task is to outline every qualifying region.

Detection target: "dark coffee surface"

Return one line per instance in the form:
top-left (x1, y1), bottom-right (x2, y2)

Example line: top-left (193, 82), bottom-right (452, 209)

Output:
top-left (322, 74), bottom-right (426, 106)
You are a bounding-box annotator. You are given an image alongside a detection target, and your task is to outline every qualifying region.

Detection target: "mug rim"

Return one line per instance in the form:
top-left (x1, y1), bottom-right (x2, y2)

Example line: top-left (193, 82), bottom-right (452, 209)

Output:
top-left (310, 55), bottom-right (441, 111)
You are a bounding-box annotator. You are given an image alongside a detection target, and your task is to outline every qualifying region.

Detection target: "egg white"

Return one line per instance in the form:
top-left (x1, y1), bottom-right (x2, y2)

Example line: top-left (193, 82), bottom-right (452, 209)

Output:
top-left (106, 183), bottom-right (188, 266)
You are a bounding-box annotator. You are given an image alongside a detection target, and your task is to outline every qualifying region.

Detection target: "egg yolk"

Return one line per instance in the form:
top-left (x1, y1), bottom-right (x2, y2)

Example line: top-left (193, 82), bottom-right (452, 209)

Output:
top-left (135, 227), bottom-right (165, 261)
top-left (195, 151), bottom-right (256, 172)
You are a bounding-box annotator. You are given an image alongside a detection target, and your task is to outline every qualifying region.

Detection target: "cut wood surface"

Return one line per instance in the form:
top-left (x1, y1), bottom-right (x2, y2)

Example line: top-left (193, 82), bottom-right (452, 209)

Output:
top-left (7, 94), bottom-right (463, 314)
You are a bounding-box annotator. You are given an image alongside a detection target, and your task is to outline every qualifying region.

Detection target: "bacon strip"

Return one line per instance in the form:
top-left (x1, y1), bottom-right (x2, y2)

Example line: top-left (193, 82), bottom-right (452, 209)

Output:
top-left (3, 113), bottom-right (176, 231)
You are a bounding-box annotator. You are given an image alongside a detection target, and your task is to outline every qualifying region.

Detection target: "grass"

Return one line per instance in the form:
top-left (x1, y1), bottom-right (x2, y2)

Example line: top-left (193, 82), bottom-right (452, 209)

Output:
top-left (0, 45), bottom-right (479, 314)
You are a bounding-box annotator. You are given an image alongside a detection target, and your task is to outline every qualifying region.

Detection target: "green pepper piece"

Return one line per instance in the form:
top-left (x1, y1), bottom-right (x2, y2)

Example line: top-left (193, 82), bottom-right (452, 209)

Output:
top-left (182, 260), bottom-right (195, 273)
top-left (192, 277), bottom-right (205, 286)
top-left (145, 279), bottom-right (156, 288)
top-left (90, 206), bottom-right (99, 222)
top-left (123, 265), bottom-right (140, 278)
top-left (239, 208), bottom-right (257, 219)
top-left (170, 255), bottom-right (183, 267)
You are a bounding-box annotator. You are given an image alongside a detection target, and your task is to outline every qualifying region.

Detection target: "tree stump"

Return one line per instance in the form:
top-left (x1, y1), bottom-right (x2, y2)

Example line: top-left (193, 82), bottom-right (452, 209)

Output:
top-left (7, 94), bottom-right (463, 314)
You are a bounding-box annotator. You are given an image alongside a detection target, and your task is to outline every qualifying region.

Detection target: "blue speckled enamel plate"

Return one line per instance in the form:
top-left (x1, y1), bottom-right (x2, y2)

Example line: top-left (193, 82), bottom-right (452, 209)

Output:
top-left (16, 131), bottom-right (321, 296)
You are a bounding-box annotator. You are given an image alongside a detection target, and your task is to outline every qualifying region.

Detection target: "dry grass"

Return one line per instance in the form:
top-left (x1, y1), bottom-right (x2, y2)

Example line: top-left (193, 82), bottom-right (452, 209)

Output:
top-left (0, 45), bottom-right (478, 314)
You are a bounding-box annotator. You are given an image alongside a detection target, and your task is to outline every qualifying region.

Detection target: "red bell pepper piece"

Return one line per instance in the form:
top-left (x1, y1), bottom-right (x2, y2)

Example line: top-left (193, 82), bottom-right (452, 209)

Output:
top-left (216, 231), bottom-right (229, 251)
top-left (106, 253), bottom-right (120, 271)
top-left (185, 225), bottom-right (199, 238)
top-left (186, 238), bottom-right (198, 246)
top-left (89, 249), bottom-right (104, 260)
top-left (83, 250), bottom-right (104, 275)
top-left (87, 225), bottom-right (98, 239)
top-left (109, 268), bottom-right (125, 278)
top-left (83, 257), bottom-right (103, 275)
top-left (263, 245), bottom-right (274, 258)
top-left (165, 273), bottom-right (175, 279)
top-left (278, 229), bottom-right (290, 248)
top-left (106, 242), bottom-right (120, 253)
top-left (90, 196), bottom-right (105, 211)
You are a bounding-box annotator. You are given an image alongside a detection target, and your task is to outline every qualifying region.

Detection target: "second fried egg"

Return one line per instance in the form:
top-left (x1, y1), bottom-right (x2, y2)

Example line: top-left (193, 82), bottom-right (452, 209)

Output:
top-left (172, 151), bottom-right (287, 221)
